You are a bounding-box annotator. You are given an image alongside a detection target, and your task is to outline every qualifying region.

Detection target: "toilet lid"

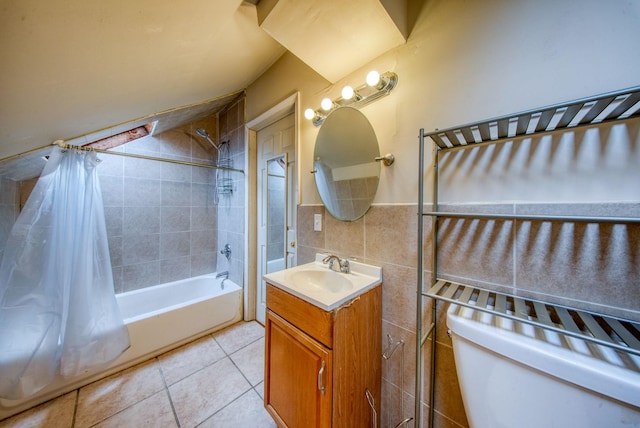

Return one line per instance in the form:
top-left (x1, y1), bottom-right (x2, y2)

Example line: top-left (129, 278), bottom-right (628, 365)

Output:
top-left (447, 304), bottom-right (640, 408)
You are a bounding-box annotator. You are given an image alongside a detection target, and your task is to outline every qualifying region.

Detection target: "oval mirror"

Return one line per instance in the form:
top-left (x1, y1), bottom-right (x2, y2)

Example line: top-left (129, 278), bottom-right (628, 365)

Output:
top-left (313, 107), bottom-right (380, 221)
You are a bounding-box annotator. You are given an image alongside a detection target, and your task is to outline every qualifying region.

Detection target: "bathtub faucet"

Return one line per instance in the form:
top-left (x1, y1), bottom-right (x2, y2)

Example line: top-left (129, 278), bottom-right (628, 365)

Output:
top-left (216, 271), bottom-right (229, 288)
top-left (220, 244), bottom-right (232, 261)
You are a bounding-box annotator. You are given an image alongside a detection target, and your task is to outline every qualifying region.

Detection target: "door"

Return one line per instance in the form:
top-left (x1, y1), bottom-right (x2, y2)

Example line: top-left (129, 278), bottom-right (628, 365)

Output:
top-left (257, 114), bottom-right (296, 324)
top-left (264, 310), bottom-right (332, 428)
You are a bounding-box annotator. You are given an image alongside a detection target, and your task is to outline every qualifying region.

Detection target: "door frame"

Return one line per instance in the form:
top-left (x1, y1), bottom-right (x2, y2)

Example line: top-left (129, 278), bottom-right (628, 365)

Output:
top-left (245, 92), bottom-right (300, 323)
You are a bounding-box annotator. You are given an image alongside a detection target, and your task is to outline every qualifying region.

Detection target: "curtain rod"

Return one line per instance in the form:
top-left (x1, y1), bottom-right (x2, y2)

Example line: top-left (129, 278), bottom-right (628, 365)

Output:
top-left (51, 140), bottom-right (244, 173)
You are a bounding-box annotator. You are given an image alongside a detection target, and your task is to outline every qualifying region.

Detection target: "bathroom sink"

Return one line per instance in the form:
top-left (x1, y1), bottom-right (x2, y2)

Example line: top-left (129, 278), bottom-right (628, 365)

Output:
top-left (263, 254), bottom-right (382, 311)
top-left (288, 269), bottom-right (354, 293)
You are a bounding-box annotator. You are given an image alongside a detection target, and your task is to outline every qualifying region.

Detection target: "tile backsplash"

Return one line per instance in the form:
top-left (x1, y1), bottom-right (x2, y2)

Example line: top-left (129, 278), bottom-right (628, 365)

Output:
top-left (297, 200), bottom-right (640, 427)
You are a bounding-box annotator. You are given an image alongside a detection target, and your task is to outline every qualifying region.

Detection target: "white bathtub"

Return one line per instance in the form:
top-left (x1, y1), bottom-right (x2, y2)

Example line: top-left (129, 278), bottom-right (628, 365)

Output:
top-left (0, 273), bottom-right (243, 421)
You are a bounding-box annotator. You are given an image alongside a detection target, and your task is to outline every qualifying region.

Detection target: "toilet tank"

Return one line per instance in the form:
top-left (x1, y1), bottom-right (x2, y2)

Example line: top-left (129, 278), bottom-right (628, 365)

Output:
top-left (447, 304), bottom-right (640, 428)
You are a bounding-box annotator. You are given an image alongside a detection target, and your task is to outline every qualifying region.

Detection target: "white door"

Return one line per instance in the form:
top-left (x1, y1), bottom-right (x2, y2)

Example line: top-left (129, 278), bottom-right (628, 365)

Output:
top-left (257, 114), bottom-right (296, 324)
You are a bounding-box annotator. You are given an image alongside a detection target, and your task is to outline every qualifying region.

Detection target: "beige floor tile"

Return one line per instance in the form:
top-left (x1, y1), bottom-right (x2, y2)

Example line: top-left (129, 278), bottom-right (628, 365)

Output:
top-left (169, 357), bottom-right (251, 428)
top-left (157, 335), bottom-right (226, 385)
top-left (214, 321), bottom-right (264, 355)
top-left (0, 391), bottom-right (76, 428)
top-left (92, 390), bottom-right (177, 428)
top-left (199, 389), bottom-right (276, 428)
top-left (75, 360), bottom-right (165, 428)
top-left (0, 321), bottom-right (272, 428)
top-left (230, 337), bottom-right (265, 386)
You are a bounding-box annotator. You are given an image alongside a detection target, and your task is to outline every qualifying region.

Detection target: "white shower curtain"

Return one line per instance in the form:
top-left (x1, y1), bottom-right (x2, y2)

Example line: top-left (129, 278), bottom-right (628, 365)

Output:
top-left (0, 146), bottom-right (129, 400)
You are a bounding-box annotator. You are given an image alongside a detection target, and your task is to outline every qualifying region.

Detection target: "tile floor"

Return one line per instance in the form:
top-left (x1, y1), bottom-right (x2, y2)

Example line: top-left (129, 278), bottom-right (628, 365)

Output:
top-left (0, 321), bottom-right (277, 428)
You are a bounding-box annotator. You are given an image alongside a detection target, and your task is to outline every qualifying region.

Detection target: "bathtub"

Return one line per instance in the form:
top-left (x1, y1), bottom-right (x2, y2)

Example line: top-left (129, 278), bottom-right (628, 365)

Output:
top-left (0, 273), bottom-right (243, 421)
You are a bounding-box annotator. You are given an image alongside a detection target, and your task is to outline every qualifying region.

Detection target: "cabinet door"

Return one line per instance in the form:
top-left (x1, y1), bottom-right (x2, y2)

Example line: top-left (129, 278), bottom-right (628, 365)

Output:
top-left (265, 310), bottom-right (332, 428)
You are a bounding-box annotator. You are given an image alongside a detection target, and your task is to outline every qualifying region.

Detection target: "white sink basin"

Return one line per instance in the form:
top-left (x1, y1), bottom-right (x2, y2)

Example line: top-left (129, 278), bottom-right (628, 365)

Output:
top-left (264, 254), bottom-right (382, 311)
top-left (288, 269), bottom-right (354, 293)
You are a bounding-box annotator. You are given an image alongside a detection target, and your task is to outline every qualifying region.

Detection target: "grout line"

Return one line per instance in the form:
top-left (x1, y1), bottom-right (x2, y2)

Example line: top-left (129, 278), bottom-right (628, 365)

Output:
top-left (251, 384), bottom-right (265, 401)
top-left (213, 326), bottom-right (265, 390)
top-left (432, 406), bottom-right (468, 428)
top-left (383, 319), bottom-right (416, 335)
top-left (197, 325), bottom-right (265, 425)
top-left (194, 387), bottom-right (254, 428)
top-left (157, 356), bottom-right (182, 428)
top-left (212, 323), bottom-right (264, 357)
top-left (226, 355), bottom-right (256, 391)
top-left (216, 334), bottom-right (264, 380)
top-left (160, 334), bottom-right (225, 387)
top-left (85, 359), bottom-right (169, 428)
top-left (70, 389), bottom-right (79, 428)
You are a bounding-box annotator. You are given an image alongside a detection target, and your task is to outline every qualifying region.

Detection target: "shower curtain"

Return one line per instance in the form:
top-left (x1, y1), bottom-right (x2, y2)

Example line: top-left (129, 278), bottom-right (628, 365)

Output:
top-left (0, 146), bottom-right (129, 400)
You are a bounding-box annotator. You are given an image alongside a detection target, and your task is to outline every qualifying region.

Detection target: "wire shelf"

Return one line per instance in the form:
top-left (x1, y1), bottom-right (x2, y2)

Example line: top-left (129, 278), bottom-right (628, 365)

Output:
top-left (421, 211), bottom-right (640, 224)
top-left (216, 158), bottom-right (233, 169)
top-left (426, 280), bottom-right (640, 357)
top-left (416, 85), bottom-right (640, 428)
top-left (216, 177), bottom-right (233, 194)
top-left (424, 86), bottom-right (640, 150)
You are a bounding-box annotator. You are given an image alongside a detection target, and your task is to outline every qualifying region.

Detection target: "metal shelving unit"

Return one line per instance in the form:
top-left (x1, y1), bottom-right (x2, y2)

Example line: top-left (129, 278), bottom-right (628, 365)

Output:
top-left (415, 86), bottom-right (640, 427)
top-left (427, 280), bottom-right (640, 357)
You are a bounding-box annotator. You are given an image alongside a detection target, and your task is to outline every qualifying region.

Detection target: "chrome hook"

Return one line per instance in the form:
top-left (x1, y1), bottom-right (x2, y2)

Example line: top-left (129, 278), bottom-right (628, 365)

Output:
top-left (374, 153), bottom-right (395, 166)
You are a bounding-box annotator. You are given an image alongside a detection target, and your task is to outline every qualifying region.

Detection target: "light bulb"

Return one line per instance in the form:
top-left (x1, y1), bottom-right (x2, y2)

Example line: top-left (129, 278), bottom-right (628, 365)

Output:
top-left (341, 85), bottom-right (355, 100)
top-left (321, 98), bottom-right (333, 111)
top-left (304, 108), bottom-right (316, 120)
top-left (366, 70), bottom-right (381, 87)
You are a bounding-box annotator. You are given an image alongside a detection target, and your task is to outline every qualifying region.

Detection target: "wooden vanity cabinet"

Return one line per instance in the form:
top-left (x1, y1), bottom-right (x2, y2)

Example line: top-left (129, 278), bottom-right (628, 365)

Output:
top-left (265, 310), bottom-right (333, 427)
top-left (264, 283), bottom-right (381, 428)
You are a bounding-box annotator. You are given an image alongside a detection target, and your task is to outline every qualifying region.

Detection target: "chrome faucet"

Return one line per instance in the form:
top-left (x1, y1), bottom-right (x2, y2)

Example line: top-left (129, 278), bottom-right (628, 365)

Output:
top-left (216, 271), bottom-right (229, 288)
top-left (322, 254), bottom-right (340, 271)
top-left (220, 244), bottom-right (232, 261)
top-left (339, 258), bottom-right (351, 274)
top-left (322, 254), bottom-right (350, 274)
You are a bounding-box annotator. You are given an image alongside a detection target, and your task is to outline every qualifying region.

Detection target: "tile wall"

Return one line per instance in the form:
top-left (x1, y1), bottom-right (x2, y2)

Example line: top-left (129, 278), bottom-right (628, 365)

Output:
top-left (98, 116), bottom-right (220, 293)
top-left (5, 110), bottom-right (240, 295)
top-left (435, 203), bottom-right (640, 321)
top-left (298, 196), bottom-right (640, 428)
top-left (216, 95), bottom-right (246, 287)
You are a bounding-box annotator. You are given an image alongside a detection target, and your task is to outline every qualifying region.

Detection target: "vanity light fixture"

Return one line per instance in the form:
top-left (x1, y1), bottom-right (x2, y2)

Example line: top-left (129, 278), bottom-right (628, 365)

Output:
top-left (320, 97), bottom-right (334, 111)
top-left (366, 70), bottom-right (381, 87)
top-left (304, 108), bottom-right (316, 120)
top-left (304, 108), bottom-right (326, 126)
top-left (341, 85), bottom-right (355, 100)
top-left (304, 70), bottom-right (398, 126)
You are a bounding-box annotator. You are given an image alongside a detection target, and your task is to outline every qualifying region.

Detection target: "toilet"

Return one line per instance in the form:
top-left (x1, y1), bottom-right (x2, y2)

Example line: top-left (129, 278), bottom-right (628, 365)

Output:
top-left (447, 304), bottom-right (640, 428)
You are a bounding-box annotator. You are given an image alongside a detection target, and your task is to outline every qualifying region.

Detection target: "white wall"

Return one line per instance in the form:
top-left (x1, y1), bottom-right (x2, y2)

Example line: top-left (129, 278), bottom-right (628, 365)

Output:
top-left (248, 0), bottom-right (640, 205)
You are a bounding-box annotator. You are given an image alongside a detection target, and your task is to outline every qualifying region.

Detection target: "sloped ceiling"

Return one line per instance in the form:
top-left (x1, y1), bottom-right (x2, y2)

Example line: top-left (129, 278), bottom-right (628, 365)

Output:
top-left (258, 0), bottom-right (406, 83)
top-left (0, 0), bottom-right (285, 161)
top-left (0, 0), bottom-right (408, 166)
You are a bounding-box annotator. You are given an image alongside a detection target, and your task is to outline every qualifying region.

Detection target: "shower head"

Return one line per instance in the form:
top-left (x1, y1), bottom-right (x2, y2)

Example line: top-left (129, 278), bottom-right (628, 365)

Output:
top-left (195, 128), bottom-right (220, 152)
